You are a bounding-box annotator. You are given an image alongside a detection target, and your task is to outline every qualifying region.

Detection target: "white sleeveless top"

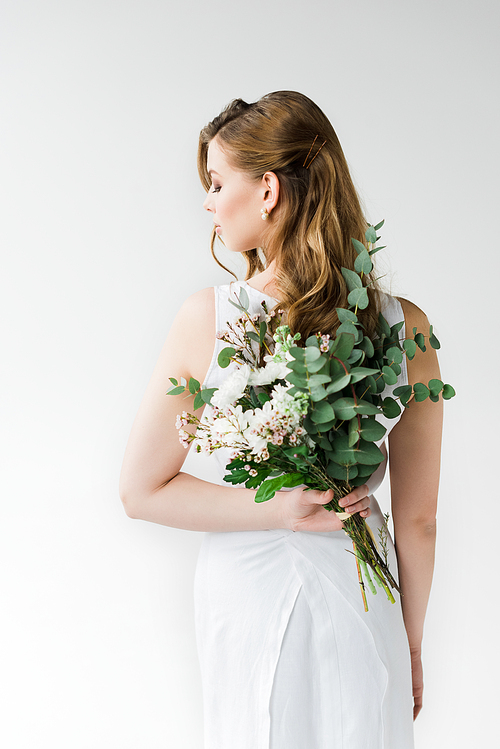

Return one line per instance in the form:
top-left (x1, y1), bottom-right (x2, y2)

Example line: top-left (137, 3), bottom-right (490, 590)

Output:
top-left (194, 280), bottom-right (414, 749)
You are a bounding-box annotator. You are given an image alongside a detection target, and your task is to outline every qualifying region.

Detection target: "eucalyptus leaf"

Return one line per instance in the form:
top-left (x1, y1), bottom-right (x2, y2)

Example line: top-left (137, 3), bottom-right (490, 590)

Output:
top-left (188, 377), bottom-right (200, 394)
top-left (309, 385), bottom-right (328, 402)
top-left (403, 339), bottom-right (417, 359)
top-left (359, 418), bottom-right (387, 442)
top-left (354, 248), bottom-right (373, 274)
top-left (413, 382), bottom-right (430, 401)
top-left (351, 238), bottom-right (367, 256)
top-left (349, 366), bottom-right (380, 383)
top-left (341, 267), bottom-right (363, 291)
top-left (325, 373), bottom-right (351, 394)
top-left (393, 384), bottom-right (412, 406)
top-left (287, 359), bottom-right (307, 374)
top-left (333, 398), bottom-right (358, 420)
top-left (382, 366), bottom-right (398, 385)
top-left (311, 401), bottom-right (336, 423)
top-left (365, 226), bottom-right (377, 244)
top-left (305, 346), bottom-right (322, 362)
top-left (259, 320), bottom-right (267, 343)
top-left (414, 332), bottom-right (426, 352)
top-left (247, 331), bottom-right (261, 343)
top-left (386, 346), bottom-right (403, 365)
top-left (327, 461), bottom-right (359, 480)
top-left (166, 385), bottom-right (185, 396)
top-left (374, 219), bottom-right (385, 231)
top-left (348, 287), bottom-right (369, 310)
top-left (429, 333), bottom-right (441, 349)
top-left (201, 387), bottom-right (217, 404)
top-left (336, 308), bottom-right (359, 323)
top-left (353, 440), bottom-right (385, 466)
top-left (218, 346), bottom-right (236, 368)
top-left (308, 374), bottom-right (331, 386)
top-left (193, 392), bottom-right (204, 410)
top-left (355, 400), bottom-right (381, 415)
top-left (169, 377), bottom-right (178, 386)
top-left (382, 397), bottom-right (401, 418)
top-left (289, 346), bottom-right (305, 360)
top-left (428, 378), bottom-right (444, 396)
top-left (442, 384), bottom-right (456, 399)
top-left (360, 336), bottom-right (375, 358)
top-left (331, 333), bottom-right (355, 361)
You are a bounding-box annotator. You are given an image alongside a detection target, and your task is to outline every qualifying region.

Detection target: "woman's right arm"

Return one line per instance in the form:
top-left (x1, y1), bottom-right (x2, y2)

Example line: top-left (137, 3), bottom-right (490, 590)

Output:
top-left (119, 288), bottom-right (370, 532)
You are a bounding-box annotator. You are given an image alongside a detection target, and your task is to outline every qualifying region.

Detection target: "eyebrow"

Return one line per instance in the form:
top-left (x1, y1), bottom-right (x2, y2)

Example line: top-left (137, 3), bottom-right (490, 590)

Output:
top-left (208, 169), bottom-right (220, 176)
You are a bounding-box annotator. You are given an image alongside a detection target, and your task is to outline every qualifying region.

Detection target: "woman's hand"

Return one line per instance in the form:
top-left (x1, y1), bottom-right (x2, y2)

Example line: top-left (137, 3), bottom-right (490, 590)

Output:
top-left (410, 646), bottom-right (424, 720)
top-left (277, 484), bottom-right (371, 533)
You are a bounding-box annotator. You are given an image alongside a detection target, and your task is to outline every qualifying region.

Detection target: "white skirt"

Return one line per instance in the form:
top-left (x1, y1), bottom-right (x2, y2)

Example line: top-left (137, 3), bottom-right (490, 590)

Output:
top-left (193, 498), bottom-right (414, 749)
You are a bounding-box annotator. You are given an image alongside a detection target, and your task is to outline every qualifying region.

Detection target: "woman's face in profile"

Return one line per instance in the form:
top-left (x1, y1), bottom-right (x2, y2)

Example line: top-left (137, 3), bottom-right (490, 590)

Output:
top-left (203, 137), bottom-right (268, 253)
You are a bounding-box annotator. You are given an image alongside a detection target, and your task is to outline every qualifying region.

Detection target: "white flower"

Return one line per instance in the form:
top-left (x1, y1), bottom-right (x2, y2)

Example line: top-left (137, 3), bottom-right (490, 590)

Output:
top-left (248, 360), bottom-right (290, 386)
top-left (211, 363), bottom-right (251, 408)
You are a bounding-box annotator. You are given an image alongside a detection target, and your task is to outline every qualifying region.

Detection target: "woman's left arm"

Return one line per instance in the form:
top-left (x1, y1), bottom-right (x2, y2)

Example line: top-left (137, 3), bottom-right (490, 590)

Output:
top-left (388, 297), bottom-right (443, 720)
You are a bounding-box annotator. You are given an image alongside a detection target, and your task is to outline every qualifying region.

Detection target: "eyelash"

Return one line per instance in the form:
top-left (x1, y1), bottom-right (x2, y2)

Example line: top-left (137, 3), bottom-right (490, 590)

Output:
top-left (211, 186), bottom-right (221, 193)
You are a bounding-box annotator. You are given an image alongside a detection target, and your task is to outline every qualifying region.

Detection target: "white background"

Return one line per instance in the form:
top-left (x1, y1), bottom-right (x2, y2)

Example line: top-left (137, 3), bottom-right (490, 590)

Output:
top-left (1, 1), bottom-right (498, 746)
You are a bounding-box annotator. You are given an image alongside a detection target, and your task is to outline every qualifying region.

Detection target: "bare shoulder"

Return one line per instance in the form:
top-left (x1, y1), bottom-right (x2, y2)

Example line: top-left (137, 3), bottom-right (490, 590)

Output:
top-left (395, 297), bottom-right (440, 385)
top-left (396, 297), bottom-right (429, 330)
top-left (168, 286), bottom-right (215, 385)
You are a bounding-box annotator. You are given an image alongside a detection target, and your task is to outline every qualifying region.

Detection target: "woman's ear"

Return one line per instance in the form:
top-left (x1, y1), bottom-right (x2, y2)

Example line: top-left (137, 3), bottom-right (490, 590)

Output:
top-left (262, 171), bottom-right (280, 212)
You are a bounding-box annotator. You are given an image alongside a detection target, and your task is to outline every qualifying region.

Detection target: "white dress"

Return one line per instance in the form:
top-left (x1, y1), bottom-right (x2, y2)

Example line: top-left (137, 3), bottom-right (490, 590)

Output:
top-left (194, 281), bottom-right (414, 749)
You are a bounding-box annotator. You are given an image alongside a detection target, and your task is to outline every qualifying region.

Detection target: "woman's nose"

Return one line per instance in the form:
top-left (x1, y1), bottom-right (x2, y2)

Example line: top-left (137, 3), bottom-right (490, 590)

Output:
top-left (203, 194), bottom-right (213, 212)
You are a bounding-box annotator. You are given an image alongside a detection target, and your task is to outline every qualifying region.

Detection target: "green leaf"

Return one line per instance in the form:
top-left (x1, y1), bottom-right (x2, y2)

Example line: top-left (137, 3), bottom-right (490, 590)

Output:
top-left (286, 372), bottom-right (307, 388)
top-left (259, 320), bottom-right (267, 343)
top-left (414, 332), bottom-right (426, 352)
top-left (349, 366), bottom-right (380, 383)
top-left (289, 346), bottom-right (305, 360)
top-left (337, 320), bottom-right (359, 337)
top-left (218, 346), bottom-right (236, 368)
top-left (201, 387), bottom-right (217, 404)
top-left (341, 267), bottom-right (362, 291)
top-left (327, 461), bottom-right (359, 481)
top-left (336, 308), bottom-right (359, 323)
top-left (166, 385), bottom-right (185, 396)
top-left (353, 440), bottom-right (385, 466)
top-left (386, 346), bottom-right (403, 365)
top-left (429, 333), bottom-right (441, 349)
top-left (368, 245), bottom-right (386, 255)
top-left (333, 397), bottom-right (358, 420)
top-left (354, 248), bottom-right (373, 274)
top-left (348, 416), bottom-right (360, 447)
top-left (390, 320), bottom-right (405, 336)
top-left (287, 359), bottom-right (307, 374)
top-left (428, 378), bottom-right (444, 396)
top-left (193, 392), bottom-right (205, 410)
top-left (325, 373), bottom-right (351, 394)
top-left (306, 357), bottom-right (327, 374)
top-left (355, 399), bottom-right (381, 416)
top-left (311, 401), bottom-right (336, 423)
top-left (247, 331), bottom-right (260, 343)
top-left (254, 473), bottom-right (305, 503)
top-left (308, 374), bottom-right (331, 386)
top-left (403, 339), bottom-right (417, 359)
top-left (374, 219), bottom-right (385, 231)
top-left (169, 377), bottom-right (178, 386)
top-left (331, 435), bottom-right (358, 465)
top-left (442, 383), bottom-right (456, 399)
top-left (377, 313), bottom-right (391, 338)
top-left (331, 333), bottom-right (355, 361)
top-left (305, 346), bottom-right (322, 362)
top-left (413, 382), bottom-right (430, 402)
top-left (382, 366), bottom-right (398, 386)
top-left (390, 362), bottom-right (401, 376)
top-left (429, 393), bottom-right (440, 403)
top-left (238, 286), bottom-right (249, 310)
top-left (348, 287), bottom-right (369, 310)
top-left (365, 226), bottom-right (377, 244)
top-left (359, 336), bottom-right (375, 358)
top-left (188, 377), bottom-right (200, 394)
top-left (309, 385), bottom-right (328, 402)
top-left (382, 397), bottom-right (401, 418)
top-left (359, 417), bottom-right (386, 442)
top-left (393, 384), bottom-right (412, 407)
top-left (258, 391), bottom-right (271, 405)
top-left (305, 335), bottom-right (320, 347)
top-left (351, 238), bottom-right (367, 256)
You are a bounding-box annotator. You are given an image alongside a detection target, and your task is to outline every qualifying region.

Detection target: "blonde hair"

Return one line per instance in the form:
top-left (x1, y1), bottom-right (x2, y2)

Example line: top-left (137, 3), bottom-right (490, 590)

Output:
top-left (198, 90), bottom-right (381, 341)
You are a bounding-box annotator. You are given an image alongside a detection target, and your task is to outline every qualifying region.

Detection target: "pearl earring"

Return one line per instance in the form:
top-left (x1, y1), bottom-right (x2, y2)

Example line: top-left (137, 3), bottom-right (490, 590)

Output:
top-left (261, 207), bottom-right (269, 221)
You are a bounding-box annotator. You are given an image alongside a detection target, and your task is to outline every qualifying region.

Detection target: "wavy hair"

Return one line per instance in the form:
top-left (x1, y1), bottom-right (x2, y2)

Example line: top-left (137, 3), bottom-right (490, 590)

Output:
top-left (198, 91), bottom-right (381, 341)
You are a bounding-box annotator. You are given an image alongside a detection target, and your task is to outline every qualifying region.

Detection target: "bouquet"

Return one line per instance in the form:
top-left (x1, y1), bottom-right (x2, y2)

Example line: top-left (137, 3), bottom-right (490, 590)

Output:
top-left (167, 222), bottom-right (455, 611)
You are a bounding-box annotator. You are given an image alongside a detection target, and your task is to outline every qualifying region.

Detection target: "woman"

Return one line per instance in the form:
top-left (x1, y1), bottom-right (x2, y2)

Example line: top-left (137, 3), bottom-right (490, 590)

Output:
top-left (119, 91), bottom-right (442, 748)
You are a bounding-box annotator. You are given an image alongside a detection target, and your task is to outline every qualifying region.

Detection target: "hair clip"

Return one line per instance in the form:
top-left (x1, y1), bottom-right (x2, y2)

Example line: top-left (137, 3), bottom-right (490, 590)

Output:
top-left (303, 134), bottom-right (327, 169)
